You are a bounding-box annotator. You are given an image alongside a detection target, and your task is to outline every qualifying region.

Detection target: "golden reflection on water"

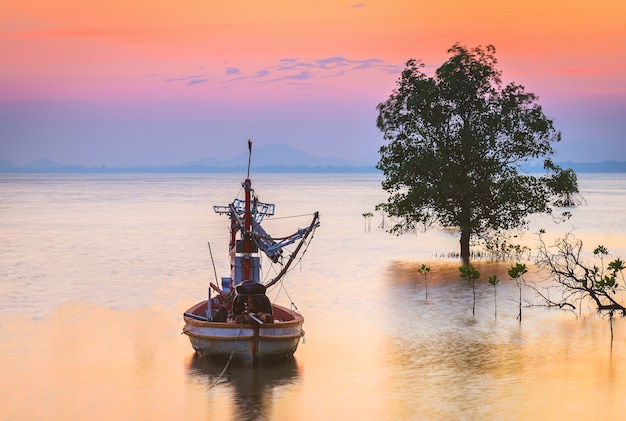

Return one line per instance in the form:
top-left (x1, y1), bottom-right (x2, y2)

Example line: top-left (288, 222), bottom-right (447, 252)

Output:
top-left (3, 264), bottom-right (626, 420)
top-left (0, 303), bottom-right (209, 420)
top-left (380, 260), bottom-right (626, 420)
top-left (517, 316), bottom-right (626, 420)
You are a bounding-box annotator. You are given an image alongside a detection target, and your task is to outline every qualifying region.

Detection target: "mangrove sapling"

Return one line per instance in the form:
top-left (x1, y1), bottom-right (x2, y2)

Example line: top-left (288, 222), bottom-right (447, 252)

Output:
top-left (608, 308), bottom-right (616, 347)
top-left (509, 263), bottom-right (528, 321)
top-left (362, 212), bottom-right (373, 232)
top-left (460, 264), bottom-right (480, 315)
top-left (488, 275), bottom-right (499, 319)
top-left (418, 263), bottom-right (431, 301)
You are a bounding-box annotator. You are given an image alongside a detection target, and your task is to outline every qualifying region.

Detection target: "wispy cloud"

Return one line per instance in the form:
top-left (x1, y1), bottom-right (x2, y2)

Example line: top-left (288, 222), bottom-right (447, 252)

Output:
top-left (222, 56), bottom-right (402, 85)
top-left (259, 71), bottom-right (314, 84)
top-left (187, 79), bottom-right (207, 86)
top-left (165, 74), bottom-right (206, 83)
top-left (164, 72), bottom-right (209, 87)
top-left (351, 3), bottom-right (366, 8)
top-left (161, 57), bottom-right (401, 89)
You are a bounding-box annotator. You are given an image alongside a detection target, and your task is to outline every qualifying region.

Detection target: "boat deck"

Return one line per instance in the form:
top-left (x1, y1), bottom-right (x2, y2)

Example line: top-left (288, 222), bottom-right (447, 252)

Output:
top-left (184, 300), bottom-right (302, 326)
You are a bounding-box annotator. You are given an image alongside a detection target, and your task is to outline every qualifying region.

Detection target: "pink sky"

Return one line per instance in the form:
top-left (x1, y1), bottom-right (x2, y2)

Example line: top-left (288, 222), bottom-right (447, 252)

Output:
top-left (1, 0), bottom-right (625, 166)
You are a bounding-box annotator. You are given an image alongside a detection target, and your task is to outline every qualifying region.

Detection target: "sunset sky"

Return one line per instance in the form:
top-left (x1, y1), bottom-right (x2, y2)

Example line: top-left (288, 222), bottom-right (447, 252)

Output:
top-left (1, 0), bottom-right (625, 166)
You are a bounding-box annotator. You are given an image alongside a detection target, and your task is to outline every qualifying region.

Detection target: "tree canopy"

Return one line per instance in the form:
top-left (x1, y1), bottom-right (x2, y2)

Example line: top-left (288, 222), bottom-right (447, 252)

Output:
top-left (376, 43), bottom-right (576, 264)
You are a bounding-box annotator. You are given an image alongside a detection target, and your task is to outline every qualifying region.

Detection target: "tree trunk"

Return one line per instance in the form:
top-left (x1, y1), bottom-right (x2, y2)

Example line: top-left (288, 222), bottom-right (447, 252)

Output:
top-left (460, 229), bottom-right (470, 265)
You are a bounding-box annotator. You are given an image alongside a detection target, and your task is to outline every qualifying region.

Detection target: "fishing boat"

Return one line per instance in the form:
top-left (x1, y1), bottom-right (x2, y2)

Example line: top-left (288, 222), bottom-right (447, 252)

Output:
top-left (182, 141), bottom-right (320, 367)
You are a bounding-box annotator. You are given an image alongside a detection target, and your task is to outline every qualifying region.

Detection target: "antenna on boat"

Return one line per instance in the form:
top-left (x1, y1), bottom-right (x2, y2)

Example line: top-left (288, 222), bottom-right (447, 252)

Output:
top-left (207, 242), bottom-right (219, 284)
top-left (247, 139), bottom-right (252, 179)
top-left (206, 241), bottom-right (220, 321)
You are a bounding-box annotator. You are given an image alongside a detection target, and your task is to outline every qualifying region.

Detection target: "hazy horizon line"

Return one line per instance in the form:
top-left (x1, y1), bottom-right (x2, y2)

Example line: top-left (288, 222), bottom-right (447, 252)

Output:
top-left (2, 160), bottom-right (626, 174)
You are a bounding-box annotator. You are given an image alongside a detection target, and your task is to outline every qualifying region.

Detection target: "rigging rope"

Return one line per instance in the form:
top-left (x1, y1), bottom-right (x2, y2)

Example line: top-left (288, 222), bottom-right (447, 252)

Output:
top-left (265, 213), bottom-right (316, 220)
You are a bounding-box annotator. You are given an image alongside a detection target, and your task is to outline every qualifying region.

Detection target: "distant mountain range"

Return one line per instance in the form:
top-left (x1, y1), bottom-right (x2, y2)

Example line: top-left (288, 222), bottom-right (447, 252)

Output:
top-left (182, 143), bottom-right (367, 168)
top-left (0, 144), bottom-right (378, 173)
top-left (1, 143), bottom-right (626, 173)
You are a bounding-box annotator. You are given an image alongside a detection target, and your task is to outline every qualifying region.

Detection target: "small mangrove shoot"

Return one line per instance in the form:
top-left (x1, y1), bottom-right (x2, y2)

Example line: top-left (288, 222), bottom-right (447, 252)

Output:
top-left (460, 264), bottom-right (480, 315)
top-left (418, 263), bottom-right (431, 301)
top-left (488, 275), bottom-right (499, 319)
top-left (509, 263), bottom-right (528, 322)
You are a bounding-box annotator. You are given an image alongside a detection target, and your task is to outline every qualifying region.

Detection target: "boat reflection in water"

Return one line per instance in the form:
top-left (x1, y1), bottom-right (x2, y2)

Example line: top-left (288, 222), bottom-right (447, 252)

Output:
top-left (187, 355), bottom-right (300, 420)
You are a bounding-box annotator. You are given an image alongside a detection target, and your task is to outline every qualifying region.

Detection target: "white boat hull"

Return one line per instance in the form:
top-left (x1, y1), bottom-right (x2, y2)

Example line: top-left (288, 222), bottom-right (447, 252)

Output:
top-left (183, 301), bottom-right (304, 366)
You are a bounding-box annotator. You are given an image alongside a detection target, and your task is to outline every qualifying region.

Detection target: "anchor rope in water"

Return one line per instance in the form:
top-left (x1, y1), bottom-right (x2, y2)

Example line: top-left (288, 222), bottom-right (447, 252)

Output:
top-left (207, 321), bottom-right (246, 389)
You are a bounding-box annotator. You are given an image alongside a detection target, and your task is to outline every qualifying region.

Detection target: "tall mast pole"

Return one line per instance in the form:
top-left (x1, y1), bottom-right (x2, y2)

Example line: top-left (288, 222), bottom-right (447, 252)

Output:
top-left (243, 140), bottom-right (253, 282)
top-left (247, 139), bottom-right (252, 179)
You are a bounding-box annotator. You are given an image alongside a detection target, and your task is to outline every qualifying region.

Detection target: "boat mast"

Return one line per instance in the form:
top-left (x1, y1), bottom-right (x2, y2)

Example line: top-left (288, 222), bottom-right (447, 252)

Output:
top-left (242, 139), bottom-right (253, 282)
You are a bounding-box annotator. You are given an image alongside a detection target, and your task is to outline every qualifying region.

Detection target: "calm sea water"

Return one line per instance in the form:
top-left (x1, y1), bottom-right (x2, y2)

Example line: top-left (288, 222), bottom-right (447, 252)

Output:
top-left (1, 172), bottom-right (626, 420)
